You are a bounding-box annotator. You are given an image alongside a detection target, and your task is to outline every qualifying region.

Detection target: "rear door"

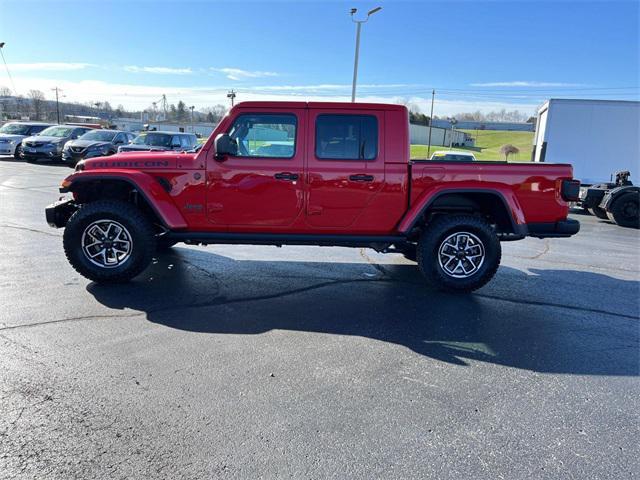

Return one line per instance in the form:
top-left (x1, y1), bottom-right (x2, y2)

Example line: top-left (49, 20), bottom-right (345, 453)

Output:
top-left (305, 110), bottom-right (385, 228)
top-left (206, 109), bottom-right (305, 229)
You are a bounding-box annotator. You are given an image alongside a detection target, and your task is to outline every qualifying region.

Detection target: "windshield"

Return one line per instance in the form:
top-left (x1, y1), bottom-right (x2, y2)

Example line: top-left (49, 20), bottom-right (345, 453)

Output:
top-left (79, 130), bottom-right (117, 142)
top-left (0, 123), bottom-right (32, 135)
top-left (39, 126), bottom-right (74, 138)
top-left (132, 133), bottom-right (172, 146)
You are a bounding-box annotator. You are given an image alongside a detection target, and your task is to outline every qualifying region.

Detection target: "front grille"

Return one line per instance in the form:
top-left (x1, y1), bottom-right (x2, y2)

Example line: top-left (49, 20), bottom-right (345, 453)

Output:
top-left (26, 142), bottom-right (44, 147)
top-left (70, 146), bottom-right (85, 153)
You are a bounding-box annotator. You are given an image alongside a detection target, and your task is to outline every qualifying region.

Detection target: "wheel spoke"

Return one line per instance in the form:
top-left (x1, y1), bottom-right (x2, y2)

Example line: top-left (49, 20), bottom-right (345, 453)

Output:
top-left (438, 231), bottom-right (486, 279)
top-left (82, 219), bottom-right (133, 268)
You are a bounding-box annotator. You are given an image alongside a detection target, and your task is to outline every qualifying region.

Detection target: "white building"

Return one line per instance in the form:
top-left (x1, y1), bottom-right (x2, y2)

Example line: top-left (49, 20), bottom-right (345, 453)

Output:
top-left (111, 117), bottom-right (218, 138)
top-left (409, 124), bottom-right (474, 147)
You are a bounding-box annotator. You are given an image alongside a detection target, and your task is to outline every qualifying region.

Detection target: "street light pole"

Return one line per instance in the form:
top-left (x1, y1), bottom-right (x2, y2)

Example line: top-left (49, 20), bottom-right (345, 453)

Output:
top-left (350, 6), bottom-right (381, 102)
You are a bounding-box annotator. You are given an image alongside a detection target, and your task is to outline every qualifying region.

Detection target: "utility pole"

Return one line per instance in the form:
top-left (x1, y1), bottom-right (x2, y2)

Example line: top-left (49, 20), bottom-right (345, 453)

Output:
top-left (427, 89), bottom-right (435, 158)
top-left (349, 7), bottom-right (382, 102)
top-left (189, 105), bottom-right (195, 132)
top-left (51, 87), bottom-right (62, 124)
top-left (227, 89), bottom-right (236, 107)
top-left (449, 118), bottom-right (457, 149)
top-left (161, 94), bottom-right (168, 120)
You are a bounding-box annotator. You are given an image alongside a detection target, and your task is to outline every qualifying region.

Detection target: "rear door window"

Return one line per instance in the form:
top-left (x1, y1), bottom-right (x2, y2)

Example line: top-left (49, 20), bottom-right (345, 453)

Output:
top-left (315, 115), bottom-right (378, 161)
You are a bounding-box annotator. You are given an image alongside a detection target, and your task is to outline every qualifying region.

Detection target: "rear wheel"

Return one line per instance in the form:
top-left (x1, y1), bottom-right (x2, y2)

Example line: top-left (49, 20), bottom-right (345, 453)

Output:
top-left (588, 206), bottom-right (609, 219)
top-left (417, 214), bottom-right (501, 292)
top-left (63, 200), bottom-right (156, 282)
top-left (607, 192), bottom-right (640, 228)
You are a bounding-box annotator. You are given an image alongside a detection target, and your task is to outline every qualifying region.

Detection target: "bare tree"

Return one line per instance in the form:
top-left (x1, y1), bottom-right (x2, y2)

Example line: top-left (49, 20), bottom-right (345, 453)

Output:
top-left (499, 144), bottom-right (520, 160)
top-left (28, 89), bottom-right (46, 120)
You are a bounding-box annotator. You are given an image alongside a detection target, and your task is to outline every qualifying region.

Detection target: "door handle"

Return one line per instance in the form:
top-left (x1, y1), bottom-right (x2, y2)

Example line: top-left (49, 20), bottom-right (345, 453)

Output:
top-left (274, 172), bottom-right (299, 181)
top-left (349, 174), bottom-right (374, 182)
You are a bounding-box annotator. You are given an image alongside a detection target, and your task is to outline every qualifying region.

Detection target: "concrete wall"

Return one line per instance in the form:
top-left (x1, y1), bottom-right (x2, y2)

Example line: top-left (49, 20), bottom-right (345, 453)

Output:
top-left (432, 119), bottom-right (534, 131)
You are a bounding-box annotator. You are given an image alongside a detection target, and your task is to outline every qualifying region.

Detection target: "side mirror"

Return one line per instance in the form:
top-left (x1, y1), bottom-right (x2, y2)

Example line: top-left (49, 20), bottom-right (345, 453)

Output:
top-left (214, 133), bottom-right (237, 160)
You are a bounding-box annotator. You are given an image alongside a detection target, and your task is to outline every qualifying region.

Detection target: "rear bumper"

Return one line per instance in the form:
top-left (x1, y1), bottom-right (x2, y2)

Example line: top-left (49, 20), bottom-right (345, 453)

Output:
top-left (0, 144), bottom-right (16, 155)
top-left (526, 219), bottom-right (580, 238)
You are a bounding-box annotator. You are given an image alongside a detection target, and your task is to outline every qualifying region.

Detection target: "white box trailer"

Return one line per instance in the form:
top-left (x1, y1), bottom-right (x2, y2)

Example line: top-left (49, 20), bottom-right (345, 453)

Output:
top-left (533, 99), bottom-right (640, 185)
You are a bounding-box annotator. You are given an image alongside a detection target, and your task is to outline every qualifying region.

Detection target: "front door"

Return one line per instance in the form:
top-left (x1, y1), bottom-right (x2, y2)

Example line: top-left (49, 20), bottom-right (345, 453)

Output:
top-left (305, 110), bottom-right (385, 228)
top-left (206, 110), bottom-right (305, 229)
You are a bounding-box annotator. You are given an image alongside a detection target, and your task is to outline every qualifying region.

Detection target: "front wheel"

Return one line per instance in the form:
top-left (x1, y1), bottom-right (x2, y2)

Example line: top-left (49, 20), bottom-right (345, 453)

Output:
top-left (417, 214), bottom-right (501, 292)
top-left (13, 144), bottom-right (22, 159)
top-left (588, 206), bottom-right (609, 220)
top-left (63, 200), bottom-right (156, 283)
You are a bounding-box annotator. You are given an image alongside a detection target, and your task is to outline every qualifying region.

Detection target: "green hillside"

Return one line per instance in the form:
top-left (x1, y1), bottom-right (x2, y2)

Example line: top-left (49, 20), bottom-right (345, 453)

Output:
top-left (411, 129), bottom-right (534, 162)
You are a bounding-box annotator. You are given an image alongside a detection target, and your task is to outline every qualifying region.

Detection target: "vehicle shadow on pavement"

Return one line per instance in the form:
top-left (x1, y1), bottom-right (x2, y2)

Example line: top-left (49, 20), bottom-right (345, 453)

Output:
top-left (87, 248), bottom-right (640, 376)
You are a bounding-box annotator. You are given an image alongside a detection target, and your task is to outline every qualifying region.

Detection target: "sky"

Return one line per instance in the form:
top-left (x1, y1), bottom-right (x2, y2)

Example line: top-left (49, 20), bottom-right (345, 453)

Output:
top-left (0, 0), bottom-right (638, 116)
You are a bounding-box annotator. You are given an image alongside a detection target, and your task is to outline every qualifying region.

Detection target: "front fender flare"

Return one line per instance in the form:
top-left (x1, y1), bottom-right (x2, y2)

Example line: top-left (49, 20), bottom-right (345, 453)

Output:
top-left (61, 170), bottom-right (188, 230)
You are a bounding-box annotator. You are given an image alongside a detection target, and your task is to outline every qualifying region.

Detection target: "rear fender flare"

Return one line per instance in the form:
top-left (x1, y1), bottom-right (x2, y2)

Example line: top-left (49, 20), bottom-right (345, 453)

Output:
top-left (62, 170), bottom-right (188, 229)
top-left (398, 187), bottom-right (526, 234)
top-left (601, 185), bottom-right (640, 210)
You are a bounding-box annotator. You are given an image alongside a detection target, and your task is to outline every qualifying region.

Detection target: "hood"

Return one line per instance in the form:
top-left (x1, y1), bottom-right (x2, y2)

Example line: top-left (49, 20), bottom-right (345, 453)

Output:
top-left (0, 134), bottom-right (27, 141)
top-left (23, 135), bottom-right (67, 143)
top-left (65, 139), bottom-right (111, 149)
top-left (81, 151), bottom-right (187, 170)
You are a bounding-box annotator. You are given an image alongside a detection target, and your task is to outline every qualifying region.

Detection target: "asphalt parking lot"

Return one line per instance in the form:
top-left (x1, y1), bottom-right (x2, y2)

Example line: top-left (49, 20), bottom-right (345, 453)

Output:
top-left (0, 157), bottom-right (638, 479)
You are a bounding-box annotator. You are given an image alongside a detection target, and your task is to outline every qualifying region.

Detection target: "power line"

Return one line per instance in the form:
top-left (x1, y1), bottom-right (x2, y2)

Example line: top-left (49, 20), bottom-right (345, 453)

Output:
top-left (0, 42), bottom-right (18, 95)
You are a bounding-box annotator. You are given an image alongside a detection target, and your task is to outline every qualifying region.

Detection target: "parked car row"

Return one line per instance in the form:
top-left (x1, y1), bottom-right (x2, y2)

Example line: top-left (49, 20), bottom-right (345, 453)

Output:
top-left (0, 121), bottom-right (200, 166)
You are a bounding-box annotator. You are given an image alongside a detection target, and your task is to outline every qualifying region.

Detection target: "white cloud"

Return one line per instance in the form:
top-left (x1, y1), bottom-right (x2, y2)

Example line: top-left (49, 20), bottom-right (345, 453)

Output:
top-left (470, 81), bottom-right (587, 88)
top-left (211, 68), bottom-right (279, 81)
top-left (124, 65), bottom-right (193, 75)
top-left (8, 76), bottom-right (538, 116)
top-left (8, 62), bottom-right (94, 71)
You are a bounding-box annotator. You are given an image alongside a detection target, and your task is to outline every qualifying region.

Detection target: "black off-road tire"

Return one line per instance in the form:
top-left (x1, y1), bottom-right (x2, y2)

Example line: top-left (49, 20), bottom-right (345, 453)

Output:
top-left (588, 206), bottom-right (609, 220)
top-left (417, 214), bottom-right (501, 292)
top-left (156, 237), bottom-right (178, 252)
top-left (63, 200), bottom-right (156, 283)
top-left (607, 192), bottom-right (640, 228)
top-left (13, 144), bottom-right (22, 159)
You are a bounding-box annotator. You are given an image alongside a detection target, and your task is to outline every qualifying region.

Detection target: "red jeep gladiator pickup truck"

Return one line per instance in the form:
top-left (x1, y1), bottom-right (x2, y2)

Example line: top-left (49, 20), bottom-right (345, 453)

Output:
top-left (46, 101), bottom-right (580, 292)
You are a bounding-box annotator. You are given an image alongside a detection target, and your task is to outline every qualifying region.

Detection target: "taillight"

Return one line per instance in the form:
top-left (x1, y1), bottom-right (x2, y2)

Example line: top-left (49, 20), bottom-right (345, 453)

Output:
top-left (561, 179), bottom-right (581, 202)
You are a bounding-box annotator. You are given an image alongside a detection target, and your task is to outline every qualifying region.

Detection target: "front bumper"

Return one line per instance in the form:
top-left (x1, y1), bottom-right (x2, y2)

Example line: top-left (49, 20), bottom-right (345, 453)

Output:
top-left (527, 219), bottom-right (580, 238)
top-left (22, 147), bottom-right (62, 161)
top-left (62, 149), bottom-right (109, 165)
top-left (45, 198), bottom-right (78, 228)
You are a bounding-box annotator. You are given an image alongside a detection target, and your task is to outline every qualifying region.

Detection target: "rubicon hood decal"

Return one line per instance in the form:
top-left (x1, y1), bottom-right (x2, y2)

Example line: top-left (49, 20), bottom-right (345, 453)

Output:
top-left (88, 159), bottom-right (174, 169)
